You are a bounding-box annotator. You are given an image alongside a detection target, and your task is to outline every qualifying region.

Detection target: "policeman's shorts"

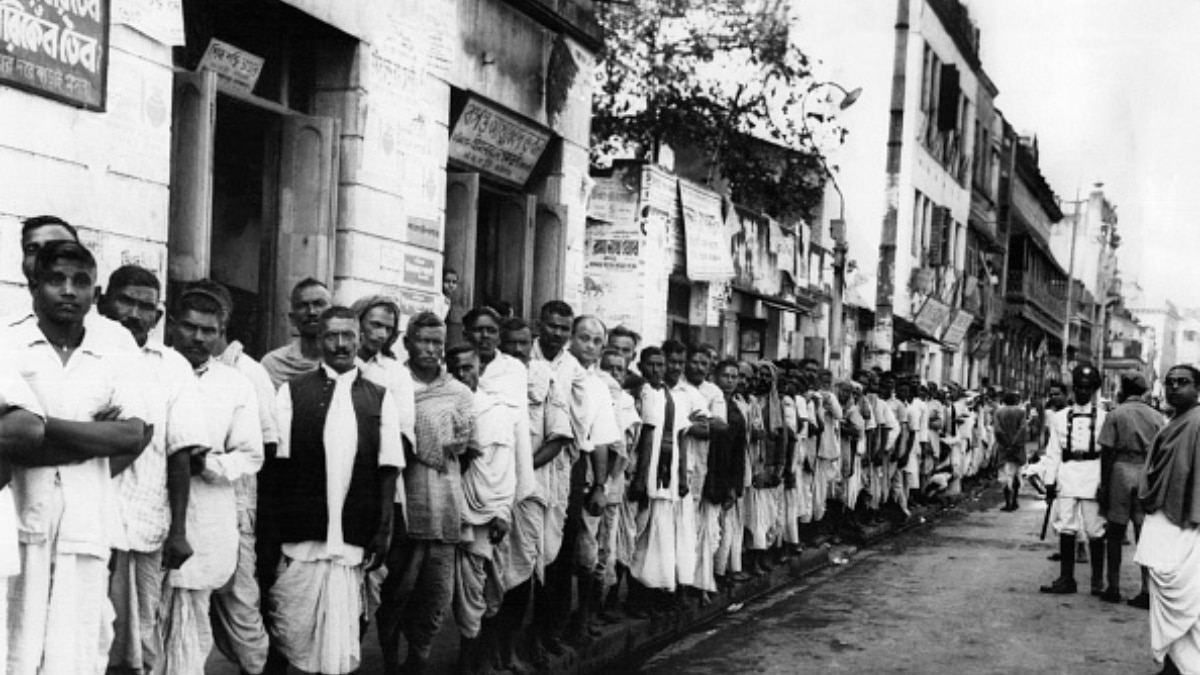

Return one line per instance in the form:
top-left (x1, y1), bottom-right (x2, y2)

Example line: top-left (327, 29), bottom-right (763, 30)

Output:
top-left (1053, 497), bottom-right (1106, 539)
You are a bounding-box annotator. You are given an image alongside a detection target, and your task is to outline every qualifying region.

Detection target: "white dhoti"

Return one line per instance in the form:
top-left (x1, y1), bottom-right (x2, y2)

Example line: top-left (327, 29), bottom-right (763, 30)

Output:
top-left (109, 548), bottom-right (164, 673)
top-left (596, 501), bottom-right (621, 587)
top-left (269, 556), bottom-right (365, 675)
top-left (615, 498), bottom-right (640, 571)
top-left (715, 497), bottom-right (744, 576)
top-left (154, 586), bottom-right (213, 675)
top-left (497, 498), bottom-right (543, 589)
top-left (694, 500), bottom-right (721, 592)
top-left (744, 486), bottom-right (775, 551)
top-left (783, 485), bottom-right (803, 543)
top-left (844, 457), bottom-right (864, 511)
top-left (797, 470), bottom-right (816, 524)
top-left (674, 495), bottom-right (697, 588)
top-left (631, 499), bottom-right (677, 590)
top-left (1135, 512), bottom-right (1200, 673)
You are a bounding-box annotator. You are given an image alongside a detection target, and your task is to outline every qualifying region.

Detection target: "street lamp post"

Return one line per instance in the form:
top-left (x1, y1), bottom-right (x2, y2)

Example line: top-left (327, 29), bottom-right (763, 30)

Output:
top-left (800, 81), bottom-right (861, 377)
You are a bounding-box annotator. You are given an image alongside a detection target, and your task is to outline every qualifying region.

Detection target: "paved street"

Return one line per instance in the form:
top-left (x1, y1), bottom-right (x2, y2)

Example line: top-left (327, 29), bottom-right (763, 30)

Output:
top-left (630, 491), bottom-right (1153, 675)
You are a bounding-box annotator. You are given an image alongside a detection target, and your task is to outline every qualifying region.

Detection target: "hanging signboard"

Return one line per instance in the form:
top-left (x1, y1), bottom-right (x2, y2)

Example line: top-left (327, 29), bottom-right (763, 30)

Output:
top-left (199, 39), bottom-right (265, 94)
top-left (448, 96), bottom-right (551, 185)
top-left (678, 178), bottom-right (734, 282)
top-left (0, 0), bottom-right (111, 110)
top-left (913, 297), bottom-right (952, 338)
top-left (941, 309), bottom-right (974, 347)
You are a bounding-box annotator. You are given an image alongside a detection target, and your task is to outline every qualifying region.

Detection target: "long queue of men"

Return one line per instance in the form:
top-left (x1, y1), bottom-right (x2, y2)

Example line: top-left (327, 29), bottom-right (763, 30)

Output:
top-left (3, 213), bottom-right (1130, 675)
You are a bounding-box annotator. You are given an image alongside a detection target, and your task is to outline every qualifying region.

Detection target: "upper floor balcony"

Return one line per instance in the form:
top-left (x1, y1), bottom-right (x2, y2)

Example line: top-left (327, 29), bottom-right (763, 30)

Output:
top-left (1006, 269), bottom-right (1066, 335)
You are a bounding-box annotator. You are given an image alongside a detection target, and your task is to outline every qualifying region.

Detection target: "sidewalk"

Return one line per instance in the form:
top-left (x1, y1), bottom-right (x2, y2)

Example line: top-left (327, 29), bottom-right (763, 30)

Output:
top-left (207, 485), bottom-right (992, 674)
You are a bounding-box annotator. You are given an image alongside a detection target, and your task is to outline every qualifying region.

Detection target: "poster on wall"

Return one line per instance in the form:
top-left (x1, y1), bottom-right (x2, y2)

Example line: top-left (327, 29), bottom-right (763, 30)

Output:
top-left (448, 96), bottom-right (551, 185)
top-left (678, 179), bottom-right (734, 282)
top-left (582, 216), bottom-right (643, 334)
top-left (0, 0), bottom-right (110, 109)
top-left (913, 297), bottom-right (952, 338)
top-left (941, 310), bottom-right (974, 347)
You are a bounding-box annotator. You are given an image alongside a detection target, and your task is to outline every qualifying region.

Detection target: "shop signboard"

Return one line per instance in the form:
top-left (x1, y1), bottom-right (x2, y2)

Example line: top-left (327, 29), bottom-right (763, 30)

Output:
top-left (0, 0), bottom-right (110, 109)
top-left (913, 297), bottom-right (952, 338)
top-left (448, 96), bottom-right (551, 185)
top-left (678, 178), bottom-right (734, 282)
top-left (199, 39), bottom-right (264, 94)
top-left (941, 310), bottom-right (974, 347)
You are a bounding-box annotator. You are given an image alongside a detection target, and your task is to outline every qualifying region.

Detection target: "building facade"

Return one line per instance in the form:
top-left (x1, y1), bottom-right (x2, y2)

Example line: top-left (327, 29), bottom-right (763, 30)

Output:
top-left (1, 0), bottom-right (600, 354)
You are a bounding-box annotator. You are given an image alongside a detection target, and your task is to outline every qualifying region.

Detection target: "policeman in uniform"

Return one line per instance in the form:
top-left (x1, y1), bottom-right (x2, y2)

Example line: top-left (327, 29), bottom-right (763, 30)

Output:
top-left (1040, 363), bottom-right (1107, 595)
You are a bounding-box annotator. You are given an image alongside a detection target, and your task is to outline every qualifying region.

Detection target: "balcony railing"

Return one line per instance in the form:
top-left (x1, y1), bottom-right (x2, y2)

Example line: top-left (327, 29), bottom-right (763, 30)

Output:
top-left (1006, 269), bottom-right (1066, 321)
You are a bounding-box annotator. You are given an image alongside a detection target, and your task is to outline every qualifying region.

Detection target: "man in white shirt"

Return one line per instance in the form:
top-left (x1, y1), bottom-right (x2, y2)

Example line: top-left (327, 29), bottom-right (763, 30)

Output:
top-left (2, 240), bottom-right (151, 674)
top-left (158, 287), bottom-right (264, 674)
top-left (5, 215), bottom-right (139, 357)
top-left (678, 345), bottom-right (726, 600)
top-left (530, 303), bottom-right (614, 653)
top-left (0, 365), bottom-right (46, 671)
top-left (261, 279), bottom-right (332, 388)
top-left (268, 307), bottom-right (400, 675)
top-left (99, 266), bottom-right (211, 675)
top-left (1040, 363), bottom-right (1108, 596)
top-left (172, 280), bottom-right (276, 675)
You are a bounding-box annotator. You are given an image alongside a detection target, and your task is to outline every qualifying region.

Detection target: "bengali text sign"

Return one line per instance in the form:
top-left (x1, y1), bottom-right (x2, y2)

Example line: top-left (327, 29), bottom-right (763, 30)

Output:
top-left (0, 0), bottom-right (110, 109)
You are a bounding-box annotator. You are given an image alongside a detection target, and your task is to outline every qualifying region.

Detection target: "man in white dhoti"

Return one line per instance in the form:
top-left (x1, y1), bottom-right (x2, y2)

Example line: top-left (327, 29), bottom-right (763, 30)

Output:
top-left (100, 267), bottom-right (211, 675)
top-left (629, 346), bottom-right (689, 610)
top-left (1039, 363), bottom-right (1107, 596)
top-left (677, 345), bottom-right (726, 601)
top-left (597, 348), bottom-right (640, 619)
top-left (3, 241), bottom-right (152, 675)
top-left (662, 340), bottom-right (705, 596)
top-left (268, 307), bottom-right (399, 675)
top-left (0, 364), bottom-right (46, 671)
top-left (456, 309), bottom-right (531, 673)
top-left (493, 316), bottom-right (571, 673)
top-left (1136, 365), bottom-right (1200, 675)
top-left (159, 287), bottom-right (264, 675)
top-left (709, 360), bottom-right (748, 588)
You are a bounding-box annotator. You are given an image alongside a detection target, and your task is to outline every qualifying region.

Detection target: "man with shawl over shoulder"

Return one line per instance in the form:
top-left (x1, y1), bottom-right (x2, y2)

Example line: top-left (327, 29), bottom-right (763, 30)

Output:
top-left (260, 279), bottom-right (331, 388)
top-left (375, 312), bottom-right (475, 675)
top-left (740, 362), bottom-right (785, 575)
top-left (267, 307), bottom-right (399, 674)
top-left (1135, 365), bottom-right (1200, 675)
top-left (444, 340), bottom-right (522, 674)
top-left (491, 316), bottom-right (571, 673)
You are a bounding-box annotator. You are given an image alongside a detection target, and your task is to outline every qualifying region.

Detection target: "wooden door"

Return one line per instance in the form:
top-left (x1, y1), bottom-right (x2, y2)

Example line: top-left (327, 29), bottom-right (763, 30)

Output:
top-left (167, 69), bottom-right (217, 282)
top-left (265, 114), bottom-right (340, 348)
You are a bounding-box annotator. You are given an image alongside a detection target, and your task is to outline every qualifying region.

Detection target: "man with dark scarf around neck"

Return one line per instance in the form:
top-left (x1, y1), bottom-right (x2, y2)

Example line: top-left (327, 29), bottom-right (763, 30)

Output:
top-left (1039, 363), bottom-right (1107, 596)
top-left (1134, 365), bottom-right (1200, 675)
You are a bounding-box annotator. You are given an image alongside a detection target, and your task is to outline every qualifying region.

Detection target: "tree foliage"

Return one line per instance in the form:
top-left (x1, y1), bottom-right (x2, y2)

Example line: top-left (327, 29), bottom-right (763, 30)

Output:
top-left (592, 0), bottom-right (842, 223)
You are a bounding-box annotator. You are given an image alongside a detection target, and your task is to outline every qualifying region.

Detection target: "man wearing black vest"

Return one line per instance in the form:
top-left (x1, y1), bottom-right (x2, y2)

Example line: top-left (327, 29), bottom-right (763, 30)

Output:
top-left (267, 307), bottom-right (401, 674)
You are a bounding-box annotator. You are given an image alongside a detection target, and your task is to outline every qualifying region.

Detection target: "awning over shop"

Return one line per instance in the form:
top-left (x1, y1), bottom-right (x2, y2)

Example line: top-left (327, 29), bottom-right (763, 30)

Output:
top-left (732, 285), bottom-right (815, 315)
top-left (893, 314), bottom-right (945, 346)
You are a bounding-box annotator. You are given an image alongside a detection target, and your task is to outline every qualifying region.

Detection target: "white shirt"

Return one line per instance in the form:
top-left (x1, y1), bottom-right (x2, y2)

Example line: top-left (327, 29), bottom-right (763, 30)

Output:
top-left (170, 358), bottom-right (263, 590)
top-left (0, 316), bottom-right (146, 559)
top-left (1, 364), bottom-right (44, 576)
top-left (909, 398), bottom-right (930, 443)
top-left (358, 355), bottom-right (414, 506)
top-left (1044, 402), bottom-right (1107, 499)
top-left (113, 342), bottom-right (210, 552)
top-left (532, 341), bottom-right (588, 451)
top-left (276, 364), bottom-right (403, 564)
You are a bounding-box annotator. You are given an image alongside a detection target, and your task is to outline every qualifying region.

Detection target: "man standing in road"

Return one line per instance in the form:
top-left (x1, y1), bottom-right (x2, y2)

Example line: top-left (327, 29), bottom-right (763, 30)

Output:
top-left (1040, 363), bottom-right (1107, 596)
top-left (268, 306), bottom-right (400, 675)
top-left (1135, 364), bottom-right (1200, 675)
top-left (99, 266), bottom-right (210, 675)
top-left (261, 278), bottom-right (332, 388)
top-left (1097, 373), bottom-right (1163, 605)
top-left (993, 391), bottom-right (1029, 512)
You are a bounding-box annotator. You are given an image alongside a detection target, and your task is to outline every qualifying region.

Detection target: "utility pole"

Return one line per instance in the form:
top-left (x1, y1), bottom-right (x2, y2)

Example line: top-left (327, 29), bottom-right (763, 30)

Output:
top-left (1061, 188), bottom-right (1081, 382)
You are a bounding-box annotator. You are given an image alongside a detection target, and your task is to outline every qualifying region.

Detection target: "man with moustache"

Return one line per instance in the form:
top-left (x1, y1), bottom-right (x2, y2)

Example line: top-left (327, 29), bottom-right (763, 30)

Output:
top-left (1, 241), bottom-right (151, 674)
top-left (99, 266), bottom-right (210, 675)
top-left (709, 359), bottom-right (748, 587)
top-left (268, 307), bottom-right (400, 675)
top-left (676, 345), bottom-right (726, 600)
top-left (261, 278), bottom-right (332, 388)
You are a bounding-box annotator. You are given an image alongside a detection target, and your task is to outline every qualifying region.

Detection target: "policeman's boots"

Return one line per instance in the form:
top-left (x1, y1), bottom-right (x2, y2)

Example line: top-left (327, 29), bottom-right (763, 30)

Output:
top-left (1039, 533), bottom-right (1078, 594)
